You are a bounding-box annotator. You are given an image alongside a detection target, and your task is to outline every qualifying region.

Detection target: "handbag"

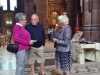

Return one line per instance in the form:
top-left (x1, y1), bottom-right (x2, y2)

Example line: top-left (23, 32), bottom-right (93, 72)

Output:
top-left (7, 32), bottom-right (18, 53)
top-left (7, 43), bottom-right (18, 53)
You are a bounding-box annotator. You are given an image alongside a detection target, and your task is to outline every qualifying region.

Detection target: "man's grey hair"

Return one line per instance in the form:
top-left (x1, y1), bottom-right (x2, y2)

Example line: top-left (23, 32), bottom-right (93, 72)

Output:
top-left (15, 12), bottom-right (26, 21)
top-left (31, 13), bottom-right (38, 17)
top-left (31, 14), bottom-right (39, 19)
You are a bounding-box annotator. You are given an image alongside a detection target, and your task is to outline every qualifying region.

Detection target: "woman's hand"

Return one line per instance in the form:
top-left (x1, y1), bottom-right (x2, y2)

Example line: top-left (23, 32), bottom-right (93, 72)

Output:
top-left (53, 38), bottom-right (58, 42)
top-left (55, 24), bottom-right (63, 31)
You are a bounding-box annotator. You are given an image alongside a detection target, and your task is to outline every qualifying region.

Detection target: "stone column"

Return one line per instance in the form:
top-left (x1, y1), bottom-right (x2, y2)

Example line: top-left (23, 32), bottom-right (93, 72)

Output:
top-left (65, 0), bottom-right (79, 33)
top-left (24, 0), bottom-right (48, 26)
top-left (34, 0), bottom-right (48, 25)
top-left (65, 0), bottom-right (74, 23)
top-left (24, 0), bottom-right (35, 21)
top-left (82, 0), bottom-right (100, 42)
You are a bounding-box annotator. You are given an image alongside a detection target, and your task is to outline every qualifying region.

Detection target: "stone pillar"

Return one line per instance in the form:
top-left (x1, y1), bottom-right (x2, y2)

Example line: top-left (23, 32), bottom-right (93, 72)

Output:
top-left (34, 0), bottom-right (48, 26)
top-left (82, 0), bottom-right (100, 42)
top-left (65, 0), bottom-right (78, 33)
top-left (24, 0), bottom-right (35, 21)
top-left (24, 0), bottom-right (48, 26)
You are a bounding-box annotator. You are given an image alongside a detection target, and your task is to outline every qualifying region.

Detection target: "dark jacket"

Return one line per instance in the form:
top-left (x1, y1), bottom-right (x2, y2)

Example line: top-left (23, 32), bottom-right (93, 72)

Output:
top-left (26, 23), bottom-right (45, 48)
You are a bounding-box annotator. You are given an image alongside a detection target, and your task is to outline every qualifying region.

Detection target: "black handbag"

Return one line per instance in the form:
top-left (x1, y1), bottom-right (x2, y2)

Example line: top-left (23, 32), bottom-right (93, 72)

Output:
top-left (7, 43), bottom-right (18, 53)
top-left (7, 32), bottom-right (18, 53)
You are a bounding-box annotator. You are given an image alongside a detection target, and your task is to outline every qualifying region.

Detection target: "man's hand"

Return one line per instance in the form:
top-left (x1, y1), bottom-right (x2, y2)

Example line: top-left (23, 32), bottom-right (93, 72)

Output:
top-left (29, 40), bottom-right (37, 45)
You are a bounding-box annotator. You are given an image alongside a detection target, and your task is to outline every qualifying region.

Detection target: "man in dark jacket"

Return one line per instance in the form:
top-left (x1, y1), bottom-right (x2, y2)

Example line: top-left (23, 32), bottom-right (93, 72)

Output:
top-left (26, 14), bottom-right (45, 75)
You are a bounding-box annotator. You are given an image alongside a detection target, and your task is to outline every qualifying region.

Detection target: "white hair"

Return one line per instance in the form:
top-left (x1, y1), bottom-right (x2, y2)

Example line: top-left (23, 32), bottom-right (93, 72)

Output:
top-left (58, 15), bottom-right (69, 25)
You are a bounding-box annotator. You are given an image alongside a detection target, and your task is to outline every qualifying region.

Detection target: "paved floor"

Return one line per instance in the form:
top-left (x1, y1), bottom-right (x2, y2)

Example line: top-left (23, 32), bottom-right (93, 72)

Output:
top-left (0, 41), bottom-right (100, 75)
top-left (72, 73), bottom-right (100, 75)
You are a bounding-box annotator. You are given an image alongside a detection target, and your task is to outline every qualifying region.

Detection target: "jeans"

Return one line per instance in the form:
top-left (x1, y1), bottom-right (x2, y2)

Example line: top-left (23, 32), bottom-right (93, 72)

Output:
top-left (16, 50), bottom-right (28, 75)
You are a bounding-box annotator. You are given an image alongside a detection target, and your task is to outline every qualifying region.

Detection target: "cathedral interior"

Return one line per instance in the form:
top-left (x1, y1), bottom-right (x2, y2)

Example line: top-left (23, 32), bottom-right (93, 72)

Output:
top-left (0, 0), bottom-right (100, 75)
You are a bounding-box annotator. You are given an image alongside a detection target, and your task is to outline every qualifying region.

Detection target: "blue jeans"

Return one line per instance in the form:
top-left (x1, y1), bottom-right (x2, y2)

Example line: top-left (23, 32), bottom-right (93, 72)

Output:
top-left (16, 50), bottom-right (28, 75)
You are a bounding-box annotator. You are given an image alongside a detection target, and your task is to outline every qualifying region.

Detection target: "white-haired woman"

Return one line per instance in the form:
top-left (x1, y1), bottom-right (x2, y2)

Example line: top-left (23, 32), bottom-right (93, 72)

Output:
top-left (53, 15), bottom-right (72, 75)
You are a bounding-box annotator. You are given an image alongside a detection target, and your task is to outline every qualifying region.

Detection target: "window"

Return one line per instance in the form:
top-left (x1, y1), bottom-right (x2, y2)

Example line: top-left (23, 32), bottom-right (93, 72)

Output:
top-left (0, 0), bottom-right (17, 11)
top-left (0, 0), bottom-right (7, 10)
top-left (10, 0), bottom-right (17, 11)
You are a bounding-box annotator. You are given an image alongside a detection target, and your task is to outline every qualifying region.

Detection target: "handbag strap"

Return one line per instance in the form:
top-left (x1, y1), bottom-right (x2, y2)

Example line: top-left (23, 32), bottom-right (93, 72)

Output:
top-left (9, 28), bottom-right (15, 44)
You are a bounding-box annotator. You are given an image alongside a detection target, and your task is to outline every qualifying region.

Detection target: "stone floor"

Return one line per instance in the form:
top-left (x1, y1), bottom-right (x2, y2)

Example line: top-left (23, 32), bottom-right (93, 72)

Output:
top-left (0, 41), bottom-right (100, 75)
top-left (25, 62), bottom-right (100, 75)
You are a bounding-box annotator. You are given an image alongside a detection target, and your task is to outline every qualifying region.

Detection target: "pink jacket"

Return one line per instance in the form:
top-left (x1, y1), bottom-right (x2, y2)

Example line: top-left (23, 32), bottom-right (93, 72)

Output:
top-left (12, 23), bottom-right (31, 51)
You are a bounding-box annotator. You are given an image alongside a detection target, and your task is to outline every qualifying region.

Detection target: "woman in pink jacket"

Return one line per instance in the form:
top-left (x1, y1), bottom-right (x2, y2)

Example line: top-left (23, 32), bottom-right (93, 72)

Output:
top-left (12, 13), bottom-right (34, 75)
